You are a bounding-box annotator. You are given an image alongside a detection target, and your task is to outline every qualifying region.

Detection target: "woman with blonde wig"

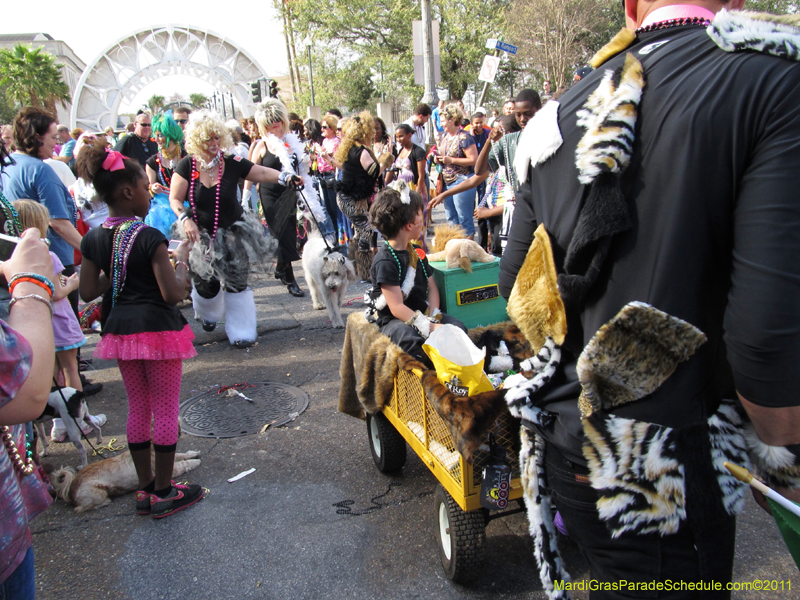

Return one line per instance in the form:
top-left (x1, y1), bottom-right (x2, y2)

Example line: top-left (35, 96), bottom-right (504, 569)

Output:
top-left (245, 99), bottom-right (330, 297)
top-left (334, 110), bottom-right (383, 279)
top-left (169, 110), bottom-right (302, 347)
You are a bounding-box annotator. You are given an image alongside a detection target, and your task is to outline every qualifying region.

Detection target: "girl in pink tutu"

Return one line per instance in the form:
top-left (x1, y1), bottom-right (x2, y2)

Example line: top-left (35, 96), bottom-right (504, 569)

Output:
top-left (77, 139), bottom-right (203, 519)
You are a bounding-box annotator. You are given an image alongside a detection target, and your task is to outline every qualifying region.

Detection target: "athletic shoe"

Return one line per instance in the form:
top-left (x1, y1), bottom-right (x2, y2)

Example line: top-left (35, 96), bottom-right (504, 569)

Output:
top-left (135, 490), bottom-right (153, 515)
top-left (50, 422), bottom-right (67, 443)
top-left (201, 320), bottom-right (217, 332)
top-left (150, 482), bottom-right (204, 519)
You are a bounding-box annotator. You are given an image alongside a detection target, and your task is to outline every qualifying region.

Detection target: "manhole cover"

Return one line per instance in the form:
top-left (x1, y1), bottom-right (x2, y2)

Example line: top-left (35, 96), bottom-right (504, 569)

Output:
top-left (179, 382), bottom-right (309, 438)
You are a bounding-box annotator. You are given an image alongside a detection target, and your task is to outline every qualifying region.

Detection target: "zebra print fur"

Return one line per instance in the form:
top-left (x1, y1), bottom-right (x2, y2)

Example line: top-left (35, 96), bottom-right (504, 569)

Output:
top-left (708, 9), bottom-right (800, 62)
top-left (505, 337), bottom-right (561, 414)
top-left (582, 399), bottom-right (749, 538)
top-left (520, 428), bottom-right (572, 600)
top-left (743, 423), bottom-right (800, 490)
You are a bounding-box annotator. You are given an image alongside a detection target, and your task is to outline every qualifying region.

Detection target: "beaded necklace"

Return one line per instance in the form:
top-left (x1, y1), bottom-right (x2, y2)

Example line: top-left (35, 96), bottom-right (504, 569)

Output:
top-left (2, 426), bottom-right (34, 476)
top-left (155, 152), bottom-right (176, 188)
top-left (635, 16), bottom-right (711, 34)
top-left (0, 190), bottom-right (22, 235)
top-left (104, 216), bottom-right (148, 306)
top-left (189, 153), bottom-right (223, 240)
top-left (384, 240), bottom-right (429, 280)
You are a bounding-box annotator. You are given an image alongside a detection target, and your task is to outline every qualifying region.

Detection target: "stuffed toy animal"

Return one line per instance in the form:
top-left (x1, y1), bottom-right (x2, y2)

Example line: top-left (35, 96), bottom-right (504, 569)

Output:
top-left (427, 238), bottom-right (496, 272)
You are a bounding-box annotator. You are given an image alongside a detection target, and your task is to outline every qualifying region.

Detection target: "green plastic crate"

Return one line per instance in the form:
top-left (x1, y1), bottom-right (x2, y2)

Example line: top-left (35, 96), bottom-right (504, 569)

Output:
top-left (430, 257), bottom-right (508, 329)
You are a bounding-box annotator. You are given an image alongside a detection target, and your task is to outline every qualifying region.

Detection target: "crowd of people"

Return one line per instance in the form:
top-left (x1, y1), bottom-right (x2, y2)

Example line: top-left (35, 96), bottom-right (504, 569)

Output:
top-left (4, 0), bottom-right (800, 595)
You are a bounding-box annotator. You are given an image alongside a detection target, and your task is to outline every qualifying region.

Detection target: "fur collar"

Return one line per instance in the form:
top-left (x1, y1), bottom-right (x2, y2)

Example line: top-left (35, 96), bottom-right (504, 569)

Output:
top-left (264, 132), bottom-right (326, 224)
top-left (514, 100), bottom-right (563, 185)
top-left (709, 9), bottom-right (800, 61)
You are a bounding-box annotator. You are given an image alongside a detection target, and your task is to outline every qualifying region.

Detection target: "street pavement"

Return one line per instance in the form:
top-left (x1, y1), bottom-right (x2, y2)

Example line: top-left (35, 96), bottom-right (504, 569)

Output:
top-left (32, 229), bottom-right (797, 599)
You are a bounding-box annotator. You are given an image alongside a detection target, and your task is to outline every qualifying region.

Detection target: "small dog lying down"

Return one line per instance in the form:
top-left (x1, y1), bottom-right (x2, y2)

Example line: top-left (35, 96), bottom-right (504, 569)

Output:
top-left (50, 450), bottom-right (201, 513)
top-left (427, 238), bottom-right (496, 272)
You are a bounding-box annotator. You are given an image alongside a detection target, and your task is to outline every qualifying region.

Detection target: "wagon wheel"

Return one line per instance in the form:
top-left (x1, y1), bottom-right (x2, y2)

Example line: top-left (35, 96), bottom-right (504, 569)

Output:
top-left (434, 484), bottom-right (486, 583)
top-left (366, 412), bottom-right (407, 473)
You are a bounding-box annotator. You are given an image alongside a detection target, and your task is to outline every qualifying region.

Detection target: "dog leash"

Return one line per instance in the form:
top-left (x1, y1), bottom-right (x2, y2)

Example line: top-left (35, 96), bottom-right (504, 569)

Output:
top-left (51, 377), bottom-right (107, 457)
top-left (297, 189), bottom-right (337, 255)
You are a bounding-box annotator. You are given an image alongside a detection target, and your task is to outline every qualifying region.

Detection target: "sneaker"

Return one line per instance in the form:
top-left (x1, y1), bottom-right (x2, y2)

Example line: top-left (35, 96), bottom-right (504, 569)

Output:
top-left (150, 482), bottom-right (204, 519)
top-left (80, 413), bottom-right (107, 435)
top-left (201, 320), bottom-right (217, 332)
top-left (50, 421), bottom-right (67, 443)
top-left (135, 490), bottom-right (153, 515)
top-left (83, 382), bottom-right (103, 396)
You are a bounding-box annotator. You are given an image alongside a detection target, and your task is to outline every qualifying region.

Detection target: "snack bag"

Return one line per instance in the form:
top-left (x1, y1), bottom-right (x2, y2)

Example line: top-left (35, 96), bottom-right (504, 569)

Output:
top-left (423, 325), bottom-right (494, 396)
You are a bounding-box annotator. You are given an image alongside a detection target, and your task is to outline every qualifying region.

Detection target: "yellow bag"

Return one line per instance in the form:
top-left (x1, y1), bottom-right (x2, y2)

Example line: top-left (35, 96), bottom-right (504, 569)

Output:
top-left (423, 325), bottom-right (495, 396)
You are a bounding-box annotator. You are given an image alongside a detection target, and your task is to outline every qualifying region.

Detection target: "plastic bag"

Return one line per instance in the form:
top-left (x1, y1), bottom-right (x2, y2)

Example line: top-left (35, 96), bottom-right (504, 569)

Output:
top-left (423, 325), bottom-right (495, 396)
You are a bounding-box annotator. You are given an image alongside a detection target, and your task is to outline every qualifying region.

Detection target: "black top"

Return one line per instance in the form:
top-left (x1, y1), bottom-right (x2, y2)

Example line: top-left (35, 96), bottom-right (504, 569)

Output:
top-left (397, 144), bottom-right (427, 186)
top-left (499, 25), bottom-right (800, 419)
top-left (258, 146), bottom-right (294, 207)
top-left (336, 145), bottom-right (379, 199)
top-left (369, 244), bottom-right (430, 327)
top-left (115, 134), bottom-right (158, 168)
top-left (174, 155), bottom-right (253, 231)
top-left (469, 127), bottom-right (489, 156)
top-left (81, 226), bottom-right (187, 335)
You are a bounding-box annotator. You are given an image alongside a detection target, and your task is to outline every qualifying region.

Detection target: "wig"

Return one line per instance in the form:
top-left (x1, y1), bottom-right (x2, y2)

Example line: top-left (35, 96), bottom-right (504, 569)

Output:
top-left (13, 199), bottom-right (50, 236)
top-left (153, 111), bottom-right (184, 147)
top-left (255, 98), bottom-right (290, 138)
top-left (184, 110), bottom-right (233, 157)
top-left (334, 110), bottom-right (375, 164)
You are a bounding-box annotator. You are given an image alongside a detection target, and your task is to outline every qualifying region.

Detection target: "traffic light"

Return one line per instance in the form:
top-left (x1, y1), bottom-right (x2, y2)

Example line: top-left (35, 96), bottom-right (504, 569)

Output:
top-left (251, 81), bottom-right (262, 103)
top-left (268, 79), bottom-right (279, 98)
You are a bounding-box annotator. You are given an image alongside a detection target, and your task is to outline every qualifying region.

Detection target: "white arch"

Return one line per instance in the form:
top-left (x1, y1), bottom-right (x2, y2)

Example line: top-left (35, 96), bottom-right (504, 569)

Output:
top-left (71, 25), bottom-right (270, 131)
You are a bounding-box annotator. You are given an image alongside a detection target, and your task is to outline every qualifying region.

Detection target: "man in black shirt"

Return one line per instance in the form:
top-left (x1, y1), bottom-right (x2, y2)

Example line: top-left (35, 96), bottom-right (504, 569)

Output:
top-left (115, 112), bottom-right (158, 168)
top-left (499, 0), bottom-right (800, 596)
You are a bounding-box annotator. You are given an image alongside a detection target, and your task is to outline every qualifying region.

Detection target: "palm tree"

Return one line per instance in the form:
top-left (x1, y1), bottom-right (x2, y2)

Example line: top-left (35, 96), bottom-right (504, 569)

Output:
top-left (189, 93), bottom-right (209, 108)
top-left (147, 94), bottom-right (165, 114)
top-left (0, 44), bottom-right (70, 116)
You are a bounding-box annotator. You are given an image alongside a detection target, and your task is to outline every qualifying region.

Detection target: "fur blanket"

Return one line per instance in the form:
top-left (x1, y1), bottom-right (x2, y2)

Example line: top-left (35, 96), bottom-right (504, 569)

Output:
top-left (339, 312), bottom-right (524, 461)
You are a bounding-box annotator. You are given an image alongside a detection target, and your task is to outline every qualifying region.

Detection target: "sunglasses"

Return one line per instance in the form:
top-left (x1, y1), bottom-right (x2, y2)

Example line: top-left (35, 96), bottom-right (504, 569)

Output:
top-left (175, 119), bottom-right (188, 124)
top-left (321, 125), bottom-right (330, 129)
top-left (140, 123), bottom-right (152, 127)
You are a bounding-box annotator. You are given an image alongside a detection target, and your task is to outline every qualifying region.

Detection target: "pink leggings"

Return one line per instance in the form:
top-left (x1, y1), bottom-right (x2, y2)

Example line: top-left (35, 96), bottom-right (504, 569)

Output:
top-left (118, 359), bottom-right (183, 446)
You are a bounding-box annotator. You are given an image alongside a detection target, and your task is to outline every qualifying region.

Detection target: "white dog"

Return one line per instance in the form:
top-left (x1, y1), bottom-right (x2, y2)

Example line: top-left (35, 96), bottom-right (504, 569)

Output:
top-left (34, 387), bottom-right (104, 469)
top-left (302, 225), bottom-right (356, 328)
top-left (50, 449), bottom-right (201, 512)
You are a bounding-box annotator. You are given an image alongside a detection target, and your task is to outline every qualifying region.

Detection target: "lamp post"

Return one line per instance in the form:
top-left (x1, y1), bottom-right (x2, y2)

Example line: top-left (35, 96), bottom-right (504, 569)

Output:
top-left (306, 43), bottom-right (315, 107)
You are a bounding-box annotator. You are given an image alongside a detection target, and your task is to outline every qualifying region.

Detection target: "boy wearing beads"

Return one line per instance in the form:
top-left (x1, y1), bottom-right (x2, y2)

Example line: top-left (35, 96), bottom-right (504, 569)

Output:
top-left (367, 184), bottom-right (466, 367)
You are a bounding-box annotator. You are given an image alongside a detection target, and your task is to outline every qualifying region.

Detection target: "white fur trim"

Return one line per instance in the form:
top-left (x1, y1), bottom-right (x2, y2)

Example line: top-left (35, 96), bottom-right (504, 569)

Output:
top-left (488, 354), bottom-right (514, 374)
top-left (191, 286), bottom-right (225, 323)
top-left (515, 101), bottom-right (563, 185)
top-left (504, 338), bottom-right (561, 406)
top-left (406, 310), bottom-right (431, 339)
top-left (389, 179), bottom-right (412, 204)
top-left (265, 132), bottom-right (326, 225)
top-left (709, 9), bottom-right (800, 61)
top-left (224, 288), bottom-right (257, 344)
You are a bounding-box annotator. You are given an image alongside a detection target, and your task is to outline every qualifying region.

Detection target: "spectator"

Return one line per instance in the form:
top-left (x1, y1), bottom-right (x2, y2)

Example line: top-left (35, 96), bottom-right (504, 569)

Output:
top-left (403, 103), bottom-right (432, 147)
top-left (114, 113), bottom-right (157, 168)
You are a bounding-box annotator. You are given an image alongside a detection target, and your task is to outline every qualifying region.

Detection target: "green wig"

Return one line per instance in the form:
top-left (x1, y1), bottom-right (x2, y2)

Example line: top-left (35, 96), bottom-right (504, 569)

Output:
top-left (153, 111), bottom-right (184, 146)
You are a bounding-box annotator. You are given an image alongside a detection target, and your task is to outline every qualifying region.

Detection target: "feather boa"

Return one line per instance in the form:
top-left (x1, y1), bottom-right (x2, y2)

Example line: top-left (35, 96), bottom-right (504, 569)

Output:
top-left (264, 132), bottom-right (326, 225)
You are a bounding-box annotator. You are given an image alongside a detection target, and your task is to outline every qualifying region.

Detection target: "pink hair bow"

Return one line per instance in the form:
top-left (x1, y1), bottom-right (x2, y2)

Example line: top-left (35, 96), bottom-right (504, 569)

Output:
top-left (102, 149), bottom-right (126, 171)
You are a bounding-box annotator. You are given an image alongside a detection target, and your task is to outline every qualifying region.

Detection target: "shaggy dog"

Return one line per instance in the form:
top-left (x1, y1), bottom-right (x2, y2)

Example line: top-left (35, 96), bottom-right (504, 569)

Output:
top-left (302, 223), bottom-right (356, 328)
top-left (34, 387), bottom-right (103, 469)
top-left (50, 450), bottom-right (202, 513)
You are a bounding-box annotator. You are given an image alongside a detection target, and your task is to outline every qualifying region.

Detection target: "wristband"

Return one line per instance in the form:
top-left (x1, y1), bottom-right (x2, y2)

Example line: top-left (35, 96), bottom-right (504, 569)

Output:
top-left (278, 171), bottom-right (294, 187)
top-left (9, 293), bottom-right (54, 317)
top-left (179, 213), bottom-right (189, 223)
top-left (8, 273), bottom-right (54, 298)
top-left (174, 260), bottom-right (189, 271)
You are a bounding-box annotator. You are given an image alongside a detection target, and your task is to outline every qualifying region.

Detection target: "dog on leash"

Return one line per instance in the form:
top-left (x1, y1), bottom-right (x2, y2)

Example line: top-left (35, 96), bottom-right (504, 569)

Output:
top-left (34, 387), bottom-right (104, 470)
top-left (302, 223), bottom-right (356, 328)
top-left (49, 450), bottom-right (202, 513)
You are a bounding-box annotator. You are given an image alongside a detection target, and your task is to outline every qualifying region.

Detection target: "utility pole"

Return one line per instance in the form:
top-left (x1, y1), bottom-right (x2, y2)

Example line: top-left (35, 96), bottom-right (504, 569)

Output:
top-left (420, 0), bottom-right (436, 105)
top-left (307, 44), bottom-right (315, 107)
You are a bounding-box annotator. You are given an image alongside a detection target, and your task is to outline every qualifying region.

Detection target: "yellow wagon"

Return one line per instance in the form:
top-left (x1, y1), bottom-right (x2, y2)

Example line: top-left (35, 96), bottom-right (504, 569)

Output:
top-left (365, 365), bottom-right (524, 584)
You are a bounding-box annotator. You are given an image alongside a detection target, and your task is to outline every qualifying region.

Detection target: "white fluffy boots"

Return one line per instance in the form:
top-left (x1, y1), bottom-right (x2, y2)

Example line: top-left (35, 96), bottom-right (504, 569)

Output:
top-left (191, 287), bottom-right (257, 348)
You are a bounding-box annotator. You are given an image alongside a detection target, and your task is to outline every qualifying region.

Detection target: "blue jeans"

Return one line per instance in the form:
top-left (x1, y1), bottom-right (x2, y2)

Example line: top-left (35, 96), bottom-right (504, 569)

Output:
top-left (443, 175), bottom-right (475, 236)
top-left (1, 546), bottom-right (35, 600)
top-left (310, 177), bottom-right (336, 243)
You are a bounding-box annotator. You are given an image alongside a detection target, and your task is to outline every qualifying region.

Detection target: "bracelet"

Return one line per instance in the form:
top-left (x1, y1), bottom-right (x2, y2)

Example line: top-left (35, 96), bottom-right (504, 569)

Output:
top-left (174, 260), bottom-right (189, 271)
top-left (179, 213), bottom-right (189, 222)
top-left (9, 277), bottom-right (54, 299)
top-left (8, 294), bottom-right (54, 317)
top-left (8, 274), bottom-right (54, 298)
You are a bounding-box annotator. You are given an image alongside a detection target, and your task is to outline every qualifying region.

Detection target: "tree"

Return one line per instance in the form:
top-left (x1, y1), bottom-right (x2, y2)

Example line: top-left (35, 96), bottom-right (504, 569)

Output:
top-left (189, 93), bottom-right (209, 108)
top-left (147, 94), bottom-right (165, 114)
top-left (0, 44), bottom-right (70, 116)
top-left (507, 0), bottom-right (623, 90)
top-left (0, 92), bottom-right (18, 124)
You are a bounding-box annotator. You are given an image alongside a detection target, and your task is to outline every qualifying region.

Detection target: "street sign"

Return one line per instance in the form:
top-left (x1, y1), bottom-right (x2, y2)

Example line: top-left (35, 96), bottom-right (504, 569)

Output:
top-left (496, 41), bottom-right (517, 55)
top-left (478, 55), bottom-right (501, 84)
top-left (485, 38), bottom-right (498, 50)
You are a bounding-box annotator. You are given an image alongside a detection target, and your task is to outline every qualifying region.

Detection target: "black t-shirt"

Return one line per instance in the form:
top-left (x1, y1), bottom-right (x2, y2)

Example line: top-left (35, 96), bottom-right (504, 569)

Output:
top-left (115, 135), bottom-right (158, 168)
top-left (399, 144), bottom-right (427, 186)
top-left (145, 152), bottom-right (186, 187)
top-left (369, 243), bottom-right (431, 326)
top-left (174, 155), bottom-right (253, 230)
top-left (499, 25), bottom-right (800, 418)
top-left (80, 226), bottom-right (187, 335)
